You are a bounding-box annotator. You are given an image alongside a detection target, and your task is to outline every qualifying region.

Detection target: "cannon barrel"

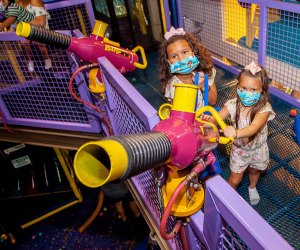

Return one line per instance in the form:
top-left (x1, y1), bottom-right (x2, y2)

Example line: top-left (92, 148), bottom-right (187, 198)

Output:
top-left (16, 21), bottom-right (147, 71)
top-left (74, 132), bottom-right (171, 188)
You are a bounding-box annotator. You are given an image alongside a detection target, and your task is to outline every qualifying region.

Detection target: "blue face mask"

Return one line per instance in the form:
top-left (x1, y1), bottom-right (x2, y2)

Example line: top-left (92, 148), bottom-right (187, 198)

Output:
top-left (237, 88), bottom-right (261, 106)
top-left (169, 56), bottom-right (200, 74)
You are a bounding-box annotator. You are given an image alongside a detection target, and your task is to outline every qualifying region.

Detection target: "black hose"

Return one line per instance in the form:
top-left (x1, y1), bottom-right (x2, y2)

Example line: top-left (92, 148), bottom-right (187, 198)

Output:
top-left (110, 132), bottom-right (171, 179)
top-left (26, 25), bottom-right (71, 49)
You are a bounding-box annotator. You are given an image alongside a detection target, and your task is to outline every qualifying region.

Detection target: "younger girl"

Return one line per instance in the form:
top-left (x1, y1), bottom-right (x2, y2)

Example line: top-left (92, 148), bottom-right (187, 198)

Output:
top-left (216, 61), bottom-right (275, 205)
top-left (159, 27), bottom-right (217, 108)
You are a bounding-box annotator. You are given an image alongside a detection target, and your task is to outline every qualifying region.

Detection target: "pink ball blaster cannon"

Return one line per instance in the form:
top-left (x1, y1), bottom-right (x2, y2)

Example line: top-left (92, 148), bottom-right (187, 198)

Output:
top-left (71, 83), bottom-right (234, 240)
top-left (16, 20), bottom-right (147, 92)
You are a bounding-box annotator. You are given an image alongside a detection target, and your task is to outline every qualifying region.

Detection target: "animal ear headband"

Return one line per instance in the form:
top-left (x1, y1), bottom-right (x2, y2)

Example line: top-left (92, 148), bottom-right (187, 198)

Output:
top-left (244, 61), bottom-right (261, 75)
top-left (164, 27), bottom-right (186, 40)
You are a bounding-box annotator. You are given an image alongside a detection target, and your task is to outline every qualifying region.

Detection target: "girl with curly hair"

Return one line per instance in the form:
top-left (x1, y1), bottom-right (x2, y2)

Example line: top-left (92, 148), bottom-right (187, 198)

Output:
top-left (159, 27), bottom-right (217, 108)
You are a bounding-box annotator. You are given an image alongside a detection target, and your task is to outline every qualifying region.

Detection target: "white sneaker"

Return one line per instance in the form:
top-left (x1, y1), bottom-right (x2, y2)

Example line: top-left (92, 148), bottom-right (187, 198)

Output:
top-left (28, 61), bottom-right (34, 72)
top-left (45, 59), bottom-right (52, 70)
top-left (248, 187), bottom-right (260, 205)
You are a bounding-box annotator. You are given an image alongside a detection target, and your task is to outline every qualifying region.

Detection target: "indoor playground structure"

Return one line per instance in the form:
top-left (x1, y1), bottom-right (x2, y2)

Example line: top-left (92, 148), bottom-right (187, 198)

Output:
top-left (0, 0), bottom-right (299, 249)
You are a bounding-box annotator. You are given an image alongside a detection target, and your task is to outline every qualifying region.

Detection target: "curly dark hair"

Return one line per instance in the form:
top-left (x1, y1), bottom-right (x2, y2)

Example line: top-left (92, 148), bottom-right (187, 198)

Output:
top-left (235, 66), bottom-right (269, 142)
top-left (159, 32), bottom-right (214, 93)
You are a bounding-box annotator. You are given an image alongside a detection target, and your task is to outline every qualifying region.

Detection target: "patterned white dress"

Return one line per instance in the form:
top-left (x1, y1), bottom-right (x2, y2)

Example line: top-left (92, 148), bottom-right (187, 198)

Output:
top-left (225, 98), bottom-right (275, 173)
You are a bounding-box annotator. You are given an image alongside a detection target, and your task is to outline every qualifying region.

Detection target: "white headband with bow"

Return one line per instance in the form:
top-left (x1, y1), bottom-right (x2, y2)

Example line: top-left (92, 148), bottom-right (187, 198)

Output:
top-left (244, 61), bottom-right (262, 75)
top-left (164, 27), bottom-right (186, 41)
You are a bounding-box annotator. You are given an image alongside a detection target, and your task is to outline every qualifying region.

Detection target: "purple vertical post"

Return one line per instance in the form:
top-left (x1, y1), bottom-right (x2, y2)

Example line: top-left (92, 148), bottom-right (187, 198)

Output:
top-left (176, 0), bottom-right (184, 28)
top-left (184, 224), bottom-right (203, 250)
top-left (100, 73), bottom-right (118, 135)
top-left (163, 0), bottom-right (171, 31)
top-left (258, 3), bottom-right (268, 66)
top-left (188, 211), bottom-right (209, 249)
top-left (85, 0), bottom-right (95, 27)
top-left (203, 183), bottom-right (224, 249)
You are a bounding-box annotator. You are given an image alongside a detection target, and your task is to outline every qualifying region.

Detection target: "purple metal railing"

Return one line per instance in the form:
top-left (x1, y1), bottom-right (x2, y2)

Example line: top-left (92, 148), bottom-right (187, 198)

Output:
top-left (0, 0), bottom-right (101, 132)
top-left (45, 0), bottom-right (94, 35)
top-left (196, 176), bottom-right (292, 249)
top-left (0, 32), bottom-right (101, 132)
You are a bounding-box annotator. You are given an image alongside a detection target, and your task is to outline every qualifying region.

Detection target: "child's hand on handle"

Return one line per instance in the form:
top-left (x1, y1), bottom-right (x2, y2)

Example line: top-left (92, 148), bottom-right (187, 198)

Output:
top-left (195, 106), bottom-right (234, 144)
top-left (220, 126), bottom-right (238, 139)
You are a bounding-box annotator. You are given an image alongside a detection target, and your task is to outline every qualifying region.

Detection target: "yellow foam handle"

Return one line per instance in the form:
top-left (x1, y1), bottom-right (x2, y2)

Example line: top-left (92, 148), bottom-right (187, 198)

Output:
top-left (195, 118), bottom-right (218, 132)
top-left (207, 137), bottom-right (234, 144)
top-left (132, 45), bottom-right (147, 69)
top-left (195, 106), bottom-right (234, 144)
